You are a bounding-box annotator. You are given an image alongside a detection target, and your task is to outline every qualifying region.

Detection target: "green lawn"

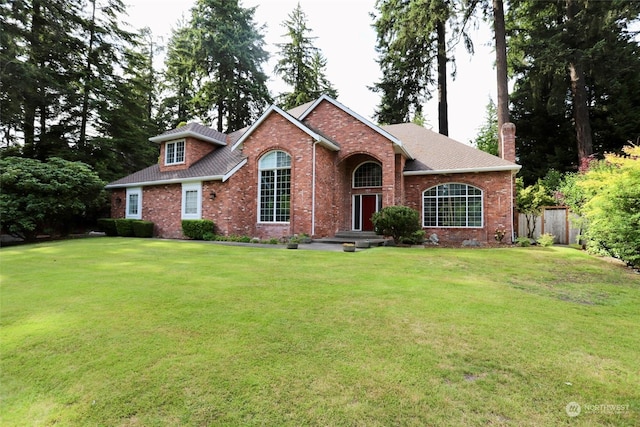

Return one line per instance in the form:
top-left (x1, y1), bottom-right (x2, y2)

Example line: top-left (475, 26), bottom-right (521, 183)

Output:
top-left (1, 238), bottom-right (639, 426)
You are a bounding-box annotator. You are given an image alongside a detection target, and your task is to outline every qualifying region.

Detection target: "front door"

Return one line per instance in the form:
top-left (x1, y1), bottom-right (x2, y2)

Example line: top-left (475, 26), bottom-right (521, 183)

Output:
top-left (353, 194), bottom-right (381, 231)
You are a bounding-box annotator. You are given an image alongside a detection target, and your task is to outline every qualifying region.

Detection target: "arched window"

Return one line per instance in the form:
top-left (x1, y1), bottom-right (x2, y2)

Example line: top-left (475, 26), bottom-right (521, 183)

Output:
top-left (259, 151), bottom-right (291, 222)
top-left (423, 183), bottom-right (483, 227)
top-left (353, 162), bottom-right (382, 188)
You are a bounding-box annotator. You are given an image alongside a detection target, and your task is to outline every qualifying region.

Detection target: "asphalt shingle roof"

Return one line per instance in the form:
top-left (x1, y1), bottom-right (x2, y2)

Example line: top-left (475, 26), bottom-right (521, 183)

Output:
top-left (150, 122), bottom-right (228, 145)
top-left (382, 123), bottom-right (519, 173)
top-left (105, 145), bottom-right (246, 188)
top-left (107, 101), bottom-right (519, 189)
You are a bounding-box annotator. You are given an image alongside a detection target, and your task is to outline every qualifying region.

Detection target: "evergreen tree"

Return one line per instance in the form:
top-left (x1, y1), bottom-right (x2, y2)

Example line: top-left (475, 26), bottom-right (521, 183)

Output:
top-left (372, 0), bottom-right (463, 132)
top-left (160, 20), bottom-right (198, 129)
top-left (188, 0), bottom-right (272, 132)
top-left (3, 0), bottom-right (85, 160)
top-left (462, 0), bottom-right (510, 149)
top-left (274, 3), bottom-right (337, 110)
top-left (471, 98), bottom-right (498, 156)
top-left (0, 0), bottom-right (159, 182)
top-left (508, 0), bottom-right (640, 182)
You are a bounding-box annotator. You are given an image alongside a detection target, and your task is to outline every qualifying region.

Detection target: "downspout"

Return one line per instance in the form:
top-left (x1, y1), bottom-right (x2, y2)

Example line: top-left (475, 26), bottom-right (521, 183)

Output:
top-left (311, 141), bottom-right (317, 236)
top-left (510, 172), bottom-right (516, 243)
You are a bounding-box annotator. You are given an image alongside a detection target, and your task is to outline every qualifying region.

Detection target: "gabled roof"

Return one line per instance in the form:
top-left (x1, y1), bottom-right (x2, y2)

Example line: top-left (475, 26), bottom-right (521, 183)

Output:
top-left (382, 123), bottom-right (521, 175)
top-left (149, 122), bottom-right (227, 146)
top-left (296, 95), bottom-right (414, 159)
top-left (231, 104), bottom-right (340, 152)
top-left (105, 145), bottom-right (246, 188)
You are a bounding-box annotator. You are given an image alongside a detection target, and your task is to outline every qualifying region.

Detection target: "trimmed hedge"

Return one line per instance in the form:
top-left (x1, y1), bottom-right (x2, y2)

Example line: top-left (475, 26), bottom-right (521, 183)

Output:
top-left (97, 218), bottom-right (154, 237)
top-left (182, 219), bottom-right (216, 240)
top-left (97, 218), bottom-right (118, 236)
top-left (115, 219), bottom-right (135, 237)
top-left (132, 220), bottom-right (154, 238)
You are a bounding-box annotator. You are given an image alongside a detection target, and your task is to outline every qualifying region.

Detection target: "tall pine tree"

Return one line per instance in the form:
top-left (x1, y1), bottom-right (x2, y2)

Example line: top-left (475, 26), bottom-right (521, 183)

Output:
top-left (372, 0), bottom-right (466, 133)
top-left (508, 0), bottom-right (640, 182)
top-left (187, 0), bottom-right (272, 132)
top-left (274, 3), bottom-right (337, 110)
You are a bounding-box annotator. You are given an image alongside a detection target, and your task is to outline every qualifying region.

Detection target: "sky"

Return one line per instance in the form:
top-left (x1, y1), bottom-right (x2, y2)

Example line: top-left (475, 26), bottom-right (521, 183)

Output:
top-left (126, 0), bottom-right (497, 144)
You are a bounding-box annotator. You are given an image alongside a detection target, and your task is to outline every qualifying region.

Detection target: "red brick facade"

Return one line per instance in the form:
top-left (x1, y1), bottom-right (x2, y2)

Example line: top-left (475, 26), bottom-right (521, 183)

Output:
top-left (404, 172), bottom-right (515, 243)
top-left (109, 98), bottom-right (518, 243)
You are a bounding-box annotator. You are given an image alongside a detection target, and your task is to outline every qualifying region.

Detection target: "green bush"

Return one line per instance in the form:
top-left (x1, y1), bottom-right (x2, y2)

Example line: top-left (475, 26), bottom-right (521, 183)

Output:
top-left (537, 233), bottom-right (555, 247)
top-left (97, 218), bottom-right (118, 236)
top-left (181, 220), bottom-right (216, 240)
top-left (515, 236), bottom-right (531, 247)
top-left (372, 206), bottom-right (421, 244)
top-left (0, 157), bottom-right (105, 240)
top-left (558, 145), bottom-right (640, 267)
top-left (132, 220), bottom-right (154, 238)
top-left (400, 230), bottom-right (426, 245)
top-left (115, 219), bottom-right (135, 237)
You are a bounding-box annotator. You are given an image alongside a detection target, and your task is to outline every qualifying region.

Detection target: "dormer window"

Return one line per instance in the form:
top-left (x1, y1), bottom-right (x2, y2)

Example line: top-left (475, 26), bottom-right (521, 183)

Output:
top-left (165, 140), bottom-right (185, 165)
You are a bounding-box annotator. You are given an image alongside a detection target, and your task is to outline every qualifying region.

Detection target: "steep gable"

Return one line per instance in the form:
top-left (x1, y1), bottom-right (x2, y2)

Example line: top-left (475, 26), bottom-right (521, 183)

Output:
top-left (296, 95), bottom-right (413, 159)
top-left (231, 104), bottom-right (339, 152)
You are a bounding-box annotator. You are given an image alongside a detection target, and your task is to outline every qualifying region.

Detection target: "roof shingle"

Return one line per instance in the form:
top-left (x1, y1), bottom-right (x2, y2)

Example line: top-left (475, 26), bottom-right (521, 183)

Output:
top-left (382, 123), bottom-right (520, 174)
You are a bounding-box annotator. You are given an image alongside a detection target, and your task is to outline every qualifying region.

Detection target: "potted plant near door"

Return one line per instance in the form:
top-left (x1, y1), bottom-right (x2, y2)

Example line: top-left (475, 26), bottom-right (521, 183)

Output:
top-left (286, 236), bottom-right (300, 249)
top-left (343, 243), bottom-right (356, 252)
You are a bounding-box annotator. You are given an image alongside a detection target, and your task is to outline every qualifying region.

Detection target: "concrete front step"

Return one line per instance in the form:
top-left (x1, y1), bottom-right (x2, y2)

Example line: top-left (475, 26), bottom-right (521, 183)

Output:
top-left (313, 231), bottom-right (388, 247)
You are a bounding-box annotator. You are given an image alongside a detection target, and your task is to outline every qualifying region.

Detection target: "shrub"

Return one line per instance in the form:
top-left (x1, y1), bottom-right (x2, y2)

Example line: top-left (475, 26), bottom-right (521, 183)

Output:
top-left (0, 157), bottom-right (105, 240)
top-left (132, 220), bottom-right (154, 238)
top-left (515, 236), bottom-right (531, 247)
top-left (115, 219), bottom-right (135, 237)
top-left (537, 233), bottom-right (555, 247)
top-left (97, 218), bottom-right (118, 236)
top-left (181, 220), bottom-right (216, 240)
top-left (372, 206), bottom-right (421, 244)
top-left (400, 230), bottom-right (426, 245)
top-left (560, 144), bottom-right (640, 267)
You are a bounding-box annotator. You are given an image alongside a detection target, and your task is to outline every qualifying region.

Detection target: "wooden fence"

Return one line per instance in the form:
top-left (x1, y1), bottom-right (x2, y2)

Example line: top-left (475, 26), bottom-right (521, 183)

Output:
top-left (517, 206), bottom-right (581, 245)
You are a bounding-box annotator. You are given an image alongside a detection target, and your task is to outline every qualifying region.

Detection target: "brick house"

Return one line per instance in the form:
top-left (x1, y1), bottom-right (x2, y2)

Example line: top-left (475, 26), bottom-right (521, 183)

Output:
top-left (106, 95), bottom-right (520, 243)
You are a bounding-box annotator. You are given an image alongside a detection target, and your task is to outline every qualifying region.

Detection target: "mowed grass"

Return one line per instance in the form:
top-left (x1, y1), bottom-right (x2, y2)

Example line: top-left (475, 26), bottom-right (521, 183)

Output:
top-left (1, 238), bottom-right (639, 426)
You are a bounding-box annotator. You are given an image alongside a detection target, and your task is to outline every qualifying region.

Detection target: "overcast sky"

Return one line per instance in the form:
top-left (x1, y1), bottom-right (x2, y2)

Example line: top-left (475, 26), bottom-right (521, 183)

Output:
top-left (126, 0), bottom-right (497, 144)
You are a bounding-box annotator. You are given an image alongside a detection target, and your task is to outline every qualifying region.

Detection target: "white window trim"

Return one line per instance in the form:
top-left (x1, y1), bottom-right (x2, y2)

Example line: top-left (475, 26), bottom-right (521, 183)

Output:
top-left (352, 161), bottom-right (383, 188)
top-left (165, 139), bottom-right (186, 166)
top-left (125, 187), bottom-right (142, 219)
top-left (257, 151), bottom-right (291, 224)
top-left (422, 183), bottom-right (484, 228)
top-left (181, 182), bottom-right (202, 220)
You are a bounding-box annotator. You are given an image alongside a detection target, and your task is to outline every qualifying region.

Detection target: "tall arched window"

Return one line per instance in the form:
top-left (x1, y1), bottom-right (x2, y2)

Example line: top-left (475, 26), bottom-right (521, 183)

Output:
top-left (259, 151), bottom-right (291, 222)
top-left (423, 183), bottom-right (483, 227)
top-left (353, 162), bottom-right (382, 188)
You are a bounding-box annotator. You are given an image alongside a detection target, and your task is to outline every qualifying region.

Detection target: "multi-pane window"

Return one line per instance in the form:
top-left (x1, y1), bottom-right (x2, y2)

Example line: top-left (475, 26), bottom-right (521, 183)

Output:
top-left (259, 151), bottom-right (291, 223)
top-left (423, 183), bottom-right (483, 227)
top-left (182, 182), bottom-right (201, 219)
top-left (126, 187), bottom-right (142, 219)
top-left (165, 140), bottom-right (185, 165)
top-left (353, 162), bottom-right (382, 188)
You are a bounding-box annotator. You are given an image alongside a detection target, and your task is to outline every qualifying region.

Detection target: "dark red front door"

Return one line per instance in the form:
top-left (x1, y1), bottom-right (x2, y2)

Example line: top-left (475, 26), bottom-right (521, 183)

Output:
top-left (361, 195), bottom-right (377, 231)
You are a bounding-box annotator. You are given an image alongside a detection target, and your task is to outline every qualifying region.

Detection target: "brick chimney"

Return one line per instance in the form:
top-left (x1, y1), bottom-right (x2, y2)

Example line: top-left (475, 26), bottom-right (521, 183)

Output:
top-left (500, 122), bottom-right (516, 163)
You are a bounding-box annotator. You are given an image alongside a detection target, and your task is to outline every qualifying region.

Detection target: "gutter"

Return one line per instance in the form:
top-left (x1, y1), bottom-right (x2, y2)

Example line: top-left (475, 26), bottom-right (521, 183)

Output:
top-left (105, 175), bottom-right (224, 189)
top-left (403, 164), bottom-right (521, 176)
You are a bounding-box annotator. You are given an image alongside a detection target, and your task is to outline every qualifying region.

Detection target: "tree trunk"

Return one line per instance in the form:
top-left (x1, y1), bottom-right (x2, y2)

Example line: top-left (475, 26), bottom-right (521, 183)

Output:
top-left (566, 0), bottom-right (593, 161)
top-left (436, 19), bottom-right (448, 136)
top-left (79, 0), bottom-right (96, 149)
top-left (23, 0), bottom-right (43, 155)
top-left (568, 61), bottom-right (593, 160)
top-left (493, 0), bottom-right (509, 151)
